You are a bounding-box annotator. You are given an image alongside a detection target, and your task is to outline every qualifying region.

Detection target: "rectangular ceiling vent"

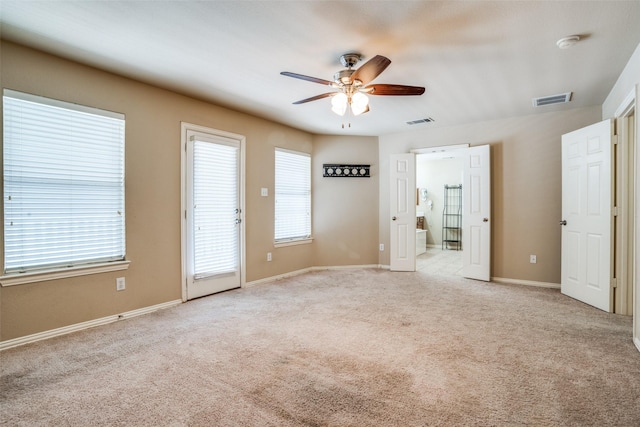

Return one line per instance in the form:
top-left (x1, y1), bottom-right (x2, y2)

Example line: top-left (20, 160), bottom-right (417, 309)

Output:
top-left (532, 92), bottom-right (572, 107)
top-left (406, 117), bottom-right (434, 125)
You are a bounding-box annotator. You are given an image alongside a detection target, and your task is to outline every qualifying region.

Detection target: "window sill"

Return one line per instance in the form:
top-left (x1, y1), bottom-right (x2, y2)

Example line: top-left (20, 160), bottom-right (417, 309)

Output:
top-left (0, 260), bottom-right (131, 287)
top-left (274, 238), bottom-right (314, 248)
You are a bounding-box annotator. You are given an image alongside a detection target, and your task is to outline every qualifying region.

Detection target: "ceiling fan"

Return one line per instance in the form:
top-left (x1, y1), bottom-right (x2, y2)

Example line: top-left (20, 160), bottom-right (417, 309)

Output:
top-left (281, 53), bottom-right (425, 117)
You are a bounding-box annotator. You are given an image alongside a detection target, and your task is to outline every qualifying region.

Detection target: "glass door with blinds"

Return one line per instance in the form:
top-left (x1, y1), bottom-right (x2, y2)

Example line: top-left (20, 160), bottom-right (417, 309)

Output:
top-left (185, 127), bottom-right (243, 300)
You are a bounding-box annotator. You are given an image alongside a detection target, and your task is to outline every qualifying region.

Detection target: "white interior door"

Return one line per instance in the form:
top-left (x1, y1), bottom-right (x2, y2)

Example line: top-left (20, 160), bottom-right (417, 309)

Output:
top-left (390, 153), bottom-right (416, 271)
top-left (561, 119), bottom-right (613, 312)
top-left (184, 126), bottom-right (243, 300)
top-left (462, 145), bottom-right (491, 281)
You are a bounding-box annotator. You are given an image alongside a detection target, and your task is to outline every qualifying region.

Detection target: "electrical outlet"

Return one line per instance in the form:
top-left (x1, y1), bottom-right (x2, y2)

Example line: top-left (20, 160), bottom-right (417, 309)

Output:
top-left (261, 188), bottom-right (268, 197)
top-left (379, 243), bottom-right (384, 251)
top-left (530, 255), bottom-right (537, 264)
top-left (116, 277), bottom-right (126, 291)
top-left (267, 252), bottom-right (272, 262)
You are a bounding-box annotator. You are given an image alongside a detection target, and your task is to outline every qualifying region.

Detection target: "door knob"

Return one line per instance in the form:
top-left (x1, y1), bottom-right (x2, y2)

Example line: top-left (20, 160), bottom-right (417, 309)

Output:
top-left (483, 218), bottom-right (488, 222)
top-left (392, 216), bottom-right (397, 221)
top-left (559, 220), bottom-right (567, 226)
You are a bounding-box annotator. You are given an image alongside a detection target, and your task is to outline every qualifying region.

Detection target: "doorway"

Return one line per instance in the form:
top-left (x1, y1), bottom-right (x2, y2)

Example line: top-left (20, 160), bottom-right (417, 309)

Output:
top-left (390, 144), bottom-right (490, 280)
top-left (180, 123), bottom-right (246, 301)
top-left (416, 153), bottom-right (464, 275)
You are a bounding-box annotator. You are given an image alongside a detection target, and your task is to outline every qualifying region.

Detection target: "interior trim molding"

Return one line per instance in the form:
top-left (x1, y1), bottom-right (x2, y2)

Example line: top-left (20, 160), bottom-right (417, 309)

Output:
top-left (491, 277), bottom-right (560, 289)
top-left (0, 260), bottom-right (131, 287)
top-left (244, 264), bottom-right (382, 288)
top-left (634, 336), bottom-right (640, 353)
top-left (311, 264), bottom-right (380, 272)
top-left (244, 267), bottom-right (312, 288)
top-left (0, 299), bottom-right (182, 351)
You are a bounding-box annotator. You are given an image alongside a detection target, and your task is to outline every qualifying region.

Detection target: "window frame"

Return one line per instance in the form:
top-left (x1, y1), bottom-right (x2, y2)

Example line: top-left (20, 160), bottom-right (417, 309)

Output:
top-left (274, 147), bottom-right (312, 246)
top-left (1, 90), bottom-right (129, 286)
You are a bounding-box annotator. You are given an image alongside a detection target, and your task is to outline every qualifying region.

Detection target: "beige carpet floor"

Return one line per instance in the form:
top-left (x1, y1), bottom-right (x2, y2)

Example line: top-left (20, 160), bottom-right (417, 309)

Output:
top-left (2, 268), bottom-right (640, 426)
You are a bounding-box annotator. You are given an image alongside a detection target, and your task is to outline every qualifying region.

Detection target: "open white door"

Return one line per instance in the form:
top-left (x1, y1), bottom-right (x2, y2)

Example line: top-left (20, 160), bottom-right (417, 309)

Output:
top-left (390, 153), bottom-right (416, 271)
top-left (462, 145), bottom-right (491, 281)
top-left (561, 119), bottom-right (613, 312)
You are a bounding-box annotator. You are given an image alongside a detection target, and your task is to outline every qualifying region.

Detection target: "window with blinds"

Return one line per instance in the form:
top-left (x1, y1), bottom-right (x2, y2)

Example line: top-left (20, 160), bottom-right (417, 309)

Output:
top-left (3, 90), bottom-right (126, 274)
top-left (274, 148), bottom-right (311, 243)
top-left (191, 136), bottom-right (239, 278)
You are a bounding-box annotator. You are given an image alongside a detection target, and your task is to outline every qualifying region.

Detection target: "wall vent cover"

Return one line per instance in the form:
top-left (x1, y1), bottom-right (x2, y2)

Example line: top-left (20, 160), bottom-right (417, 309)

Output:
top-left (532, 92), bottom-right (572, 107)
top-left (406, 117), bottom-right (434, 125)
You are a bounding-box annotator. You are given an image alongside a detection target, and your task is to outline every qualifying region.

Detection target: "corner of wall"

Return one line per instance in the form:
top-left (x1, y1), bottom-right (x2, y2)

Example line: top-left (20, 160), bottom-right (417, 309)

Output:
top-left (603, 42), bottom-right (640, 118)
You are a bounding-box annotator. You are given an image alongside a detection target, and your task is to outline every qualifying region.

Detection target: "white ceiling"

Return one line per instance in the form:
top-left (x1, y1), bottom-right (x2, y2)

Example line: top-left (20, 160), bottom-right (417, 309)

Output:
top-left (1, 1), bottom-right (640, 136)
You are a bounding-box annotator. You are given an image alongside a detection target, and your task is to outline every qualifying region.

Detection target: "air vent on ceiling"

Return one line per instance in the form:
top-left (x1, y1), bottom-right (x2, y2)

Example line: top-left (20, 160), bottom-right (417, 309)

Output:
top-left (406, 117), bottom-right (434, 125)
top-left (532, 92), bottom-right (572, 107)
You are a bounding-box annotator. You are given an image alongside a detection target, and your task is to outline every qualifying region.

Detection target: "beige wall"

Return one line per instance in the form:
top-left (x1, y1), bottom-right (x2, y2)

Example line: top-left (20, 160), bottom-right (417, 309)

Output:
top-left (312, 135), bottom-right (379, 266)
top-left (379, 107), bottom-right (602, 283)
top-left (0, 41), bottom-right (335, 341)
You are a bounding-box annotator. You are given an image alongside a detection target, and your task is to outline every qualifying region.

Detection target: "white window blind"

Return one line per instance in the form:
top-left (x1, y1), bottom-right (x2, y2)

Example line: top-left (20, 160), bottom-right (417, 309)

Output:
top-left (275, 148), bottom-right (311, 242)
top-left (3, 90), bottom-right (125, 273)
top-left (192, 136), bottom-right (239, 278)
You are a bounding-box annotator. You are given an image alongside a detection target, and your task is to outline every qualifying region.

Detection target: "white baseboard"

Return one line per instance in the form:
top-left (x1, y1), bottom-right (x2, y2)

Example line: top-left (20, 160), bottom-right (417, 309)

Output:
top-left (2, 270), bottom-right (561, 350)
top-left (634, 336), bottom-right (640, 353)
top-left (311, 264), bottom-right (381, 272)
top-left (0, 299), bottom-right (182, 351)
top-left (244, 267), bottom-right (312, 288)
top-left (245, 264), bottom-right (384, 288)
top-left (491, 277), bottom-right (561, 289)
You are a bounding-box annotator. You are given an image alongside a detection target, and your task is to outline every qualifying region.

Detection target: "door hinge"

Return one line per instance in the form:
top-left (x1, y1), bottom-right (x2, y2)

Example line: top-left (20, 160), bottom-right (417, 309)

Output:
top-left (611, 278), bottom-right (617, 288)
top-left (184, 210), bottom-right (187, 219)
top-left (612, 135), bottom-right (618, 145)
top-left (612, 206), bottom-right (618, 216)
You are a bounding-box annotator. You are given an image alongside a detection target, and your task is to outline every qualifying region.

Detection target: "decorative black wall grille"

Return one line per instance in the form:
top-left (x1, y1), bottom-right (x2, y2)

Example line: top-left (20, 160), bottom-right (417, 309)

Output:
top-left (322, 164), bottom-right (370, 178)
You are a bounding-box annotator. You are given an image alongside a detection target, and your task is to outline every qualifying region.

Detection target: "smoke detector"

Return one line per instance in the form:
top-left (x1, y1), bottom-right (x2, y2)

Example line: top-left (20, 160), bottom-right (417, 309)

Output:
top-left (556, 35), bottom-right (580, 49)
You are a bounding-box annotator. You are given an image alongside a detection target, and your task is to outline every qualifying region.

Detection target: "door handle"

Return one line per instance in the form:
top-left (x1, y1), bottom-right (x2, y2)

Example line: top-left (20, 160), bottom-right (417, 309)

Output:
top-left (392, 216), bottom-right (397, 221)
top-left (483, 218), bottom-right (488, 222)
top-left (559, 220), bottom-right (567, 226)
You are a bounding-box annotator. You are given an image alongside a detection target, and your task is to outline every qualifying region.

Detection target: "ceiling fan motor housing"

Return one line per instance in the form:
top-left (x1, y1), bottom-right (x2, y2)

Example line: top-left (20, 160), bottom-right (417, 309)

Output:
top-left (339, 53), bottom-right (361, 68)
top-left (334, 69), bottom-right (356, 86)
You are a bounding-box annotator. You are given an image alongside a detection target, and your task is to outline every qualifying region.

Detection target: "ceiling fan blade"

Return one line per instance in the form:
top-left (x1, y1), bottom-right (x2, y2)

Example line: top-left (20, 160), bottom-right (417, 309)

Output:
top-left (366, 84), bottom-right (425, 96)
top-left (292, 92), bottom-right (335, 104)
top-left (351, 55), bottom-right (391, 85)
top-left (281, 71), bottom-right (334, 86)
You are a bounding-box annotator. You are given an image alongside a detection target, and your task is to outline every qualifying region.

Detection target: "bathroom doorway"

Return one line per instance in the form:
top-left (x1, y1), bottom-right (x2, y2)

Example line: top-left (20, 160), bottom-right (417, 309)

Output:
top-left (416, 152), bottom-right (464, 276)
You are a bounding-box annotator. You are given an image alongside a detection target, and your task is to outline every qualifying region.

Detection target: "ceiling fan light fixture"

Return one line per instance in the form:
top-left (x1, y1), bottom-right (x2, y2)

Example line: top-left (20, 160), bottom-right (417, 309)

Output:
top-left (331, 92), bottom-right (348, 116)
top-left (282, 53), bottom-right (425, 122)
top-left (351, 92), bottom-right (369, 116)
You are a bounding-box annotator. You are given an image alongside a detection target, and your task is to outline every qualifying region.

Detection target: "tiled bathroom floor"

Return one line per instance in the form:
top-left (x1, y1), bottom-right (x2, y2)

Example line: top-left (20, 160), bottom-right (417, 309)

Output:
top-left (417, 247), bottom-right (463, 276)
